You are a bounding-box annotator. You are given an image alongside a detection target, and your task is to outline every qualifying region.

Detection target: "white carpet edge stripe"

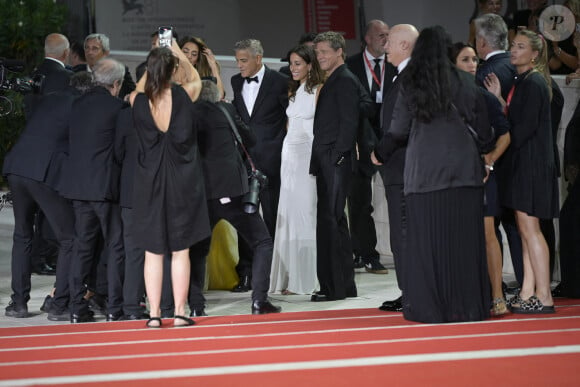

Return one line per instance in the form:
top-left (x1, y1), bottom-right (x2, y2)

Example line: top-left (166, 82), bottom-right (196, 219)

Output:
top-left (2, 315), bottom-right (580, 353)
top-left (0, 327), bottom-right (579, 368)
top-left (1, 345), bottom-right (579, 386)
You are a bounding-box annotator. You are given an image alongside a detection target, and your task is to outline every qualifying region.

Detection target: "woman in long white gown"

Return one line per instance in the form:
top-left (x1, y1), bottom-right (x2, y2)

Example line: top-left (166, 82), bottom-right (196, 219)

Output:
top-left (269, 45), bottom-right (325, 295)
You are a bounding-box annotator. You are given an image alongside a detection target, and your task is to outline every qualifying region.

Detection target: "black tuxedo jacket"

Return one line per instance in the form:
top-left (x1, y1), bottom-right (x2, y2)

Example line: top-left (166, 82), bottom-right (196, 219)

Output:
top-left (476, 52), bottom-right (516, 100)
top-left (346, 52), bottom-right (397, 176)
top-left (3, 87), bottom-right (78, 193)
top-left (231, 67), bottom-right (288, 179)
top-left (74, 63), bottom-right (136, 100)
top-left (24, 59), bottom-right (73, 119)
top-left (63, 86), bottom-right (123, 201)
top-left (194, 100), bottom-right (256, 200)
top-left (114, 106), bottom-right (138, 208)
top-left (375, 68), bottom-right (406, 186)
top-left (310, 64), bottom-right (360, 175)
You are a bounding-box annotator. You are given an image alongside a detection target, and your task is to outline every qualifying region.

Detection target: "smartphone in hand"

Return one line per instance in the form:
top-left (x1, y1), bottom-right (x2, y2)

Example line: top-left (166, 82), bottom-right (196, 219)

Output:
top-left (158, 26), bottom-right (173, 48)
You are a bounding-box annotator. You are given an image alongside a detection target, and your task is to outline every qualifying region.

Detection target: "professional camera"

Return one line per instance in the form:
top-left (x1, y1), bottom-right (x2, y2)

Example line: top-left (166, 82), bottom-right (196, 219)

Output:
top-left (0, 58), bottom-right (43, 116)
top-left (242, 169), bottom-right (268, 214)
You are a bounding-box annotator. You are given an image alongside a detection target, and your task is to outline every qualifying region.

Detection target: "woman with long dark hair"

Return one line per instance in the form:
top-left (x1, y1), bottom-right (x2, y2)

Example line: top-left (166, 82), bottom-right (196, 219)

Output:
top-left (130, 42), bottom-right (210, 328)
top-left (387, 26), bottom-right (493, 323)
top-left (268, 44), bottom-right (324, 295)
top-left (179, 36), bottom-right (225, 98)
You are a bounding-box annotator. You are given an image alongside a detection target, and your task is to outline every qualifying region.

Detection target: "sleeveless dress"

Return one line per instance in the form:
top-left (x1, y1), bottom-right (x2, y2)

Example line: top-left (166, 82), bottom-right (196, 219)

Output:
top-left (132, 85), bottom-right (210, 254)
top-left (269, 83), bottom-right (319, 294)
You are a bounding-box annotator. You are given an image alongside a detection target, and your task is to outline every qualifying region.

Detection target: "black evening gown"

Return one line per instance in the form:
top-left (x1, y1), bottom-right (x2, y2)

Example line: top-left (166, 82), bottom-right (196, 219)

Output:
top-left (132, 85), bottom-right (210, 254)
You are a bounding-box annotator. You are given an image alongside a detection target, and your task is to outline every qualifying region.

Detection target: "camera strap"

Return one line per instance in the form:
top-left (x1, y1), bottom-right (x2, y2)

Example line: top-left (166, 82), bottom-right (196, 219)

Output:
top-left (216, 102), bottom-right (257, 173)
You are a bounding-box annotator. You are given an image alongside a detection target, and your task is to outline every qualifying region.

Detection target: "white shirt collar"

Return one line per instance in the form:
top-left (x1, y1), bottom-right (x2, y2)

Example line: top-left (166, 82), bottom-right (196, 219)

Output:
top-left (45, 57), bottom-right (65, 68)
top-left (249, 65), bottom-right (265, 83)
top-left (485, 50), bottom-right (505, 61)
top-left (364, 48), bottom-right (384, 63)
top-left (398, 57), bottom-right (411, 73)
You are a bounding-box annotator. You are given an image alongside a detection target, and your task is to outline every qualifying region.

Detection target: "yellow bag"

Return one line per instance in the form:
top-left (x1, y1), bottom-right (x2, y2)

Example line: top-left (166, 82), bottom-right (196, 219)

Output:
top-left (206, 220), bottom-right (240, 290)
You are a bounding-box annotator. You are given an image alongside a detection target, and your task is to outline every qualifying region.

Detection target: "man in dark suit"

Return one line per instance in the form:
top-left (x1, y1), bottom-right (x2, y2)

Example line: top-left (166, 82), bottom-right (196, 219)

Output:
top-left (192, 80), bottom-right (281, 314)
top-left (2, 72), bottom-right (93, 319)
top-left (309, 31), bottom-right (359, 302)
top-left (230, 39), bottom-right (288, 291)
top-left (474, 13), bottom-right (523, 288)
top-left (372, 24), bottom-right (419, 312)
top-left (79, 33), bottom-right (136, 100)
top-left (345, 19), bottom-right (396, 274)
top-left (23, 33), bottom-right (74, 277)
top-left (63, 58), bottom-right (126, 323)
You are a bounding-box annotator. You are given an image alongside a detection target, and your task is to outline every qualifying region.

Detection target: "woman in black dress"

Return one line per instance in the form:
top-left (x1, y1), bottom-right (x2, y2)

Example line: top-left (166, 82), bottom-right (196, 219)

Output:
top-left (503, 29), bottom-right (558, 313)
top-left (130, 43), bottom-right (210, 327)
top-left (387, 26), bottom-right (493, 323)
top-left (451, 42), bottom-right (512, 316)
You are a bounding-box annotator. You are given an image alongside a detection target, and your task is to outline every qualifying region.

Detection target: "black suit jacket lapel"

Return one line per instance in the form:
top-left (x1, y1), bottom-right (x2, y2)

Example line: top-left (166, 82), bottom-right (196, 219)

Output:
top-left (232, 75), bottom-right (251, 122)
top-left (251, 67), bottom-right (272, 118)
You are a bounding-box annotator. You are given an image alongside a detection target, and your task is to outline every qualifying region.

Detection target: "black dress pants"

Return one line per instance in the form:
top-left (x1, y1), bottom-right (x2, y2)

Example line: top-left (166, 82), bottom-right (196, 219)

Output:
top-left (207, 195), bottom-right (273, 302)
top-left (384, 184), bottom-right (406, 291)
top-left (120, 207), bottom-right (146, 316)
top-left (314, 155), bottom-right (357, 300)
top-left (236, 176), bottom-right (280, 278)
top-left (347, 169), bottom-right (380, 260)
top-left (7, 175), bottom-right (74, 311)
top-left (69, 200), bottom-right (124, 315)
top-left (559, 178), bottom-right (580, 297)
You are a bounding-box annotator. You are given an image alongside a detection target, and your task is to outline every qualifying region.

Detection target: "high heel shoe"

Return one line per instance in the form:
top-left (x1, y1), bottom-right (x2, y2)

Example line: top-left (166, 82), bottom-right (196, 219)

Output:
top-left (491, 298), bottom-right (509, 316)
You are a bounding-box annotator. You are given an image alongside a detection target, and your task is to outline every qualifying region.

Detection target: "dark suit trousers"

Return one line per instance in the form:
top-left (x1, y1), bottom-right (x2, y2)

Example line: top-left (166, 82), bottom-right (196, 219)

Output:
top-left (348, 169), bottom-right (379, 259)
top-left (207, 196), bottom-right (273, 302)
top-left (236, 176), bottom-right (280, 277)
top-left (120, 207), bottom-right (146, 316)
top-left (69, 200), bottom-right (124, 315)
top-left (495, 208), bottom-right (524, 285)
top-left (315, 154), bottom-right (357, 299)
top-left (384, 184), bottom-right (406, 292)
top-left (559, 178), bottom-right (580, 297)
top-left (188, 238), bottom-right (210, 310)
top-left (31, 210), bottom-right (58, 268)
top-left (7, 175), bottom-right (74, 310)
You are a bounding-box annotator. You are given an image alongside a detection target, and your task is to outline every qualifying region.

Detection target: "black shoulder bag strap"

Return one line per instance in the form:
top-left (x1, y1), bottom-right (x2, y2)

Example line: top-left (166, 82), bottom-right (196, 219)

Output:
top-left (215, 102), bottom-right (257, 173)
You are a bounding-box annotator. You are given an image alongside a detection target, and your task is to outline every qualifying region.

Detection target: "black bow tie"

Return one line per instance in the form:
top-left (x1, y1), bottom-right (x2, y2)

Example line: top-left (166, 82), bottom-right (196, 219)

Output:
top-left (245, 76), bottom-right (259, 84)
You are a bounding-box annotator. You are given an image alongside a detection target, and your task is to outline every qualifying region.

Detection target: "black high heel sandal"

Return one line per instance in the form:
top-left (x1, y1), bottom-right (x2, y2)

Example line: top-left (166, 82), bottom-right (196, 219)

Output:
top-left (146, 317), bottom-right (162, 328)
top-left (174, 315), bottom-right (195, 327)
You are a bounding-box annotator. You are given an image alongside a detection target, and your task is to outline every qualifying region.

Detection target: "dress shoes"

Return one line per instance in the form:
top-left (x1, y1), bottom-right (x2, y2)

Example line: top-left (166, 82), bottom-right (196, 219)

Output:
top-left (379, 296), bottom-right (403, 312)
top-left (48, 309), bottom-right (71, 321)
top-left (87, 293), bottom-right (107, 315)
top-left (71, 313), bottom-right (96, 323)
top-left (551, 284), bottom-right (563, 298)
top-left (364, 259), bottom-right (388, 274)
top-left (122, 312), bottom-right (150, 320)
top-left (190, 308), bottom-right (207, 317)
top-left (40, 295), bottom-right (53, 313)
top-left (5, 301), bottom-right (28, 318)
top-left (251, 300), bottom-right (282, 315)
top-left (106, 311), bottom-right (125, 322)
top-left (311, 293), bottom-right (335, 302)
top-left (31, 263), bottom-right (56, 275)
top-left (232, 275), bottom-right (251, 292)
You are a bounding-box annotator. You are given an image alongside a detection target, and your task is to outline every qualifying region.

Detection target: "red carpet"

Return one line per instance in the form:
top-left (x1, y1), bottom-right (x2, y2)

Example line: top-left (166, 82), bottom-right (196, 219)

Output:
top-left (1, 300), bottom-right (580, 386)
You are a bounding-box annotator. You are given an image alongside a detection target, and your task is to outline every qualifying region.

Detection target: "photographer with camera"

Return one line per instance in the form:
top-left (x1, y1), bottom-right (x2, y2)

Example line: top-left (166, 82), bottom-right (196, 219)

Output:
top-left (193, 79), bottom-right (281, 315)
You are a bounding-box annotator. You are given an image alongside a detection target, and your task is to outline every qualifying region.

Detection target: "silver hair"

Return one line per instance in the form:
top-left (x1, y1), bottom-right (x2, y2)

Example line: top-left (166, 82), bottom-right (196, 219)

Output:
top-left (474, 13), bottom-right (508, 51)
top-left (44, 34), bottom-right (69, 57)
top-left (234, 39), bottom-right (264, 57)
top-left (92, 58), bottom-right (125, 87)
top-left (84, 33), bottom-right (110, 52)
top-left (198, 79), bottom-right (221, 103)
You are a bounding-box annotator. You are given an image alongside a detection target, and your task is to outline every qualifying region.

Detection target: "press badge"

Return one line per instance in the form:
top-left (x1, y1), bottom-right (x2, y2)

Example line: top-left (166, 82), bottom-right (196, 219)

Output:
top-left (375, 91), bottom-right (382, 104)
top-left (219, 197), bottom-right (231, 204)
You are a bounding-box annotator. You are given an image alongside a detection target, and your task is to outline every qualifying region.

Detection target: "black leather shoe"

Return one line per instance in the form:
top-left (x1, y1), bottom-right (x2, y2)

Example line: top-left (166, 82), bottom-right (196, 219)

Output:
top-left (106, 311), bottom-right (124, 321)
top-left (40, 295), bottom-right (53, 313)
top-left (251, 300), bottom-right (282, 314)
top-left (48, 309), bottom-right (70, 321)
top-left (122, 312), bottom-right (150, 320)
top-left (379, 296), bottom-right (403, 312)
top-left (71, 313), bottom-right (95, 323)
top-left (232, 275), bottom-right (251, 292)
top-left (31, 263), bottom-right (56, 275)
top-left (87, 294), bottom-right (107, 315)
top-left (353, 256), bottom-right (364, 269)
top-left (311, 293), bottom-right (335, 302)
top-left (190, 308), bottom-right (207, 317)
top-left (5, 301), bottom-right (28, 318)
top-left (552, 284), bottom-right (563, 297)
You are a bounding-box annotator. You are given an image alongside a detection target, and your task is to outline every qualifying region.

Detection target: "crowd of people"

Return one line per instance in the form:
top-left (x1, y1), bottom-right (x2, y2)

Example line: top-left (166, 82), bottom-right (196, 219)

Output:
top-left (3, 0), bottom-right (580, 327)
